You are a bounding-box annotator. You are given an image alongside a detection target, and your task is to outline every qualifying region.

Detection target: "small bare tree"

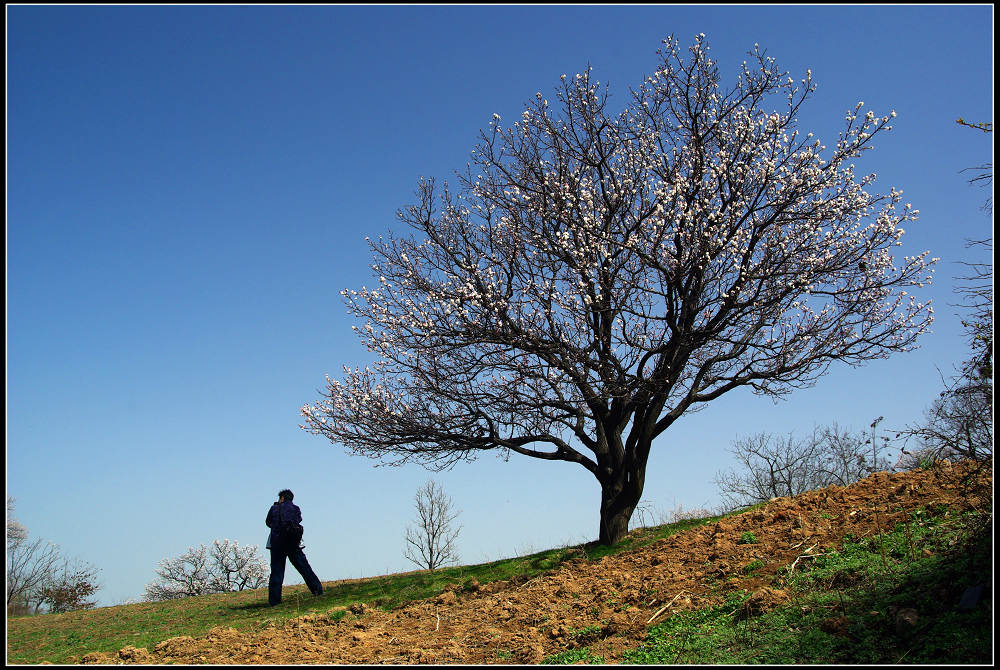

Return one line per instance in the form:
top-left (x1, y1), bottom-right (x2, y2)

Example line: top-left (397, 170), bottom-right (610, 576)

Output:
top-left (403, 480), bottom-right (462, 571)
top-left (714, 423), bottom-right (891, 511)
top-left (7, 498), bottom-right (70, 615)
top-left (143, 539), bottom-right (267, 602)
top-left (7, 537), bottom-right (62, 615)
top-left (896, 122), bottom-right (992, 494)
top-left (896, 366), bottom-right (993, 469)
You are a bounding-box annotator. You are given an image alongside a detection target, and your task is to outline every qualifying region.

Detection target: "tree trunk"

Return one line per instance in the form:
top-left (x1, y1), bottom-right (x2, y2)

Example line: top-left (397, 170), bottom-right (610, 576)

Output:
top-left (598, 479), bottom-right (643, 545)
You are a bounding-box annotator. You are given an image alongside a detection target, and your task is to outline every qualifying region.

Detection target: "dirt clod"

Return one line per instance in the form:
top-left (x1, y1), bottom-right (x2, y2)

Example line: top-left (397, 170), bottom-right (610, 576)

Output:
top-left (435, 590), bottom-right (457, 605)
top-left (894, 607), bottom-right (920, 635)
top-left (116, 646), bottom-right (151, 662)
top-left (820, 615), bottom-right (852, 637)
top-left (736, 587), bottom-right (790, 619)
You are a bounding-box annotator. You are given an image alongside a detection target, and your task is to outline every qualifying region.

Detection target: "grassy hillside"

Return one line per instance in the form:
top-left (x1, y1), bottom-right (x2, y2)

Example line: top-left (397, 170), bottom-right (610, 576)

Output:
top-left (6, 466), bottom-right (993, 665)
top-left (618, 508), bottom-right (992, 665)
top-left (6, 516), bottom-right (718, 664)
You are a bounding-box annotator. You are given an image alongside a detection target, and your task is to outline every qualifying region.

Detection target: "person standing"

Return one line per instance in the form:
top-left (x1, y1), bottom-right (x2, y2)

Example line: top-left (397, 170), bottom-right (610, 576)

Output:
top-left (266, 489), bottom-right (323, 606)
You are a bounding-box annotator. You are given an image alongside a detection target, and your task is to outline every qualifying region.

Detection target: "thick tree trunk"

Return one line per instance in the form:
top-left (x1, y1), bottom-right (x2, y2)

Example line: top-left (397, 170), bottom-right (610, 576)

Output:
top-left (595, 425), bottom-right (652, 545)
top-left (598, 480), bottom-right (643, 545)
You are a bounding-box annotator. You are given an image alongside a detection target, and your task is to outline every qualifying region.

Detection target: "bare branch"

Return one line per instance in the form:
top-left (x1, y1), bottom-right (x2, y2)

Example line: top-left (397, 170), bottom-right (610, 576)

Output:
top-left (714, 423), bottom-right (892, 511)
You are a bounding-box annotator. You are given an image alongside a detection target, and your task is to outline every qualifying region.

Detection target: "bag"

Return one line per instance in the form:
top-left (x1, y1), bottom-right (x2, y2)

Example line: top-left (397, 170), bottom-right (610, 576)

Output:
top-left (278, 520), bottom-right (304, 548)
top-left (274, 506), bottom-right (304, 549)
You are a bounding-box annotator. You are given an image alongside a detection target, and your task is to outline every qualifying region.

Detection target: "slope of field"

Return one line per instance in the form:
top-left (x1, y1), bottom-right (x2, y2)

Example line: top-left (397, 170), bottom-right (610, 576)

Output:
top-left (10, 462), bottom-right (992, 665)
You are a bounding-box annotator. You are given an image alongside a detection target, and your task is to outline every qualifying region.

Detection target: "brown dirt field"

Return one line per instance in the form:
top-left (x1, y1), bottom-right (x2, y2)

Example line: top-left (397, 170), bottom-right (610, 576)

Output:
top-left (81, 462), bottom-right (991, 665)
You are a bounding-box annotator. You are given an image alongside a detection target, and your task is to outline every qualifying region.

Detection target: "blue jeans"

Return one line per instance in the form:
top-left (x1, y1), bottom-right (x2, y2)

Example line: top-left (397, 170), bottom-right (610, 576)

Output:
top-left (268, 544), bottom-right (323, 605)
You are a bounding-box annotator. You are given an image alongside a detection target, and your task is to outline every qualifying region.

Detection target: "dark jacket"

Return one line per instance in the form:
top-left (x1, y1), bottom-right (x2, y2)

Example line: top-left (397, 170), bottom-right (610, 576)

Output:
top-left (266, 500), bottom-right (303, 541)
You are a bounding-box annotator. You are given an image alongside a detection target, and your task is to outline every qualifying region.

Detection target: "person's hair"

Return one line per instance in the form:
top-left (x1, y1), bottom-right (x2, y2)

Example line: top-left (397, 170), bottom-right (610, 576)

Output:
top-left (278, 489), bottom-right (294, 501)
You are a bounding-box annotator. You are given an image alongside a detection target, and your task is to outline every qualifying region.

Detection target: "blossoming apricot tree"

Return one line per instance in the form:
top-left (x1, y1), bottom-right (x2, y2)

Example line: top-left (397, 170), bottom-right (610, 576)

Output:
top-left (301, 35), bottom-right (936, 545)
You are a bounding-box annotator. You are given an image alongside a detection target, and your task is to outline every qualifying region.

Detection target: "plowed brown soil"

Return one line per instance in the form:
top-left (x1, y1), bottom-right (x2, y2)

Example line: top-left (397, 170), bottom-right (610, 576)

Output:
top-left (81, 463), bottom-right (991, 665)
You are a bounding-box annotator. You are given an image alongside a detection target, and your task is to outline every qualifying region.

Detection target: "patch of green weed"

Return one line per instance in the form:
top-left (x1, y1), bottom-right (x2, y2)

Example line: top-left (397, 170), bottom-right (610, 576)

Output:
top-left (624, 510), bottom-right (991, 665)
top-left (542, 647), bottom-right (606, 664)
top-left (570, 624), bottom-right (603, 638)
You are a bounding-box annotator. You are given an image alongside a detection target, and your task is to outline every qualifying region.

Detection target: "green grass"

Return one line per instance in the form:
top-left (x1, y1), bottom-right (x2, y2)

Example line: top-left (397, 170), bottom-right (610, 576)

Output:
top-left (542, 647), bottom-right (607, 664)
top-left (6, 512), bottom-right (722, 664)
top-left (623, 508), bottom-right (992, 665)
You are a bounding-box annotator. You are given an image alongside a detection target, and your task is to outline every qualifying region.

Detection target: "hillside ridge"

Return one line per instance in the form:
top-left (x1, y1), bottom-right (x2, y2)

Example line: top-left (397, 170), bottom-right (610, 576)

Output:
top-left (29, 463), bottom-right (997, 664)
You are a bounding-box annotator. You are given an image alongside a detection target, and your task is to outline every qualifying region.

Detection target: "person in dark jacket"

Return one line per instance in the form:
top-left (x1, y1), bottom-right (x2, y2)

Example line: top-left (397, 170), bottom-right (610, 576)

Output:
top-left (265, 489), bottom-right (323, 606)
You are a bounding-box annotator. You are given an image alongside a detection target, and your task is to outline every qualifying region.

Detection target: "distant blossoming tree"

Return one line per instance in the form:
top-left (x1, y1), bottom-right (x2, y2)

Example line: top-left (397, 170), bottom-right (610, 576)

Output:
top-left (301, 35), bottom-right (936, 545)
top-left (143, 539), bottom-right (267, 601)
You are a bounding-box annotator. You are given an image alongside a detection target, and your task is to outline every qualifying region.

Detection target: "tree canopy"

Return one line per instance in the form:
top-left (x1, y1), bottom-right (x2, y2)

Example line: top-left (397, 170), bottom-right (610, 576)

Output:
top-left (301, 35), bottom-right (935, 544)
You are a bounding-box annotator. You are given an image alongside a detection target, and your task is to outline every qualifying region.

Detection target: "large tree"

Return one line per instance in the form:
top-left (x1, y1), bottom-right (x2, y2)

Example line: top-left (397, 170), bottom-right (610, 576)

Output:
top-left (301, 35), bottom-right (935, 545)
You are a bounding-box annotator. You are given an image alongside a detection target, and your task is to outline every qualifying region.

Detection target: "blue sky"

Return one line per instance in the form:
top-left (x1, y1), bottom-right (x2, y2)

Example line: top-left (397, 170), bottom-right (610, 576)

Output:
top-left (7, 5), bottom-right (993, 607)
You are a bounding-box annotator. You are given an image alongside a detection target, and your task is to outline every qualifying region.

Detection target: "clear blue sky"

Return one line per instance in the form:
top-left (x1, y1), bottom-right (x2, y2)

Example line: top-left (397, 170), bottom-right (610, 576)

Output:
top-left (7, 5), bottom-right (993, 607)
